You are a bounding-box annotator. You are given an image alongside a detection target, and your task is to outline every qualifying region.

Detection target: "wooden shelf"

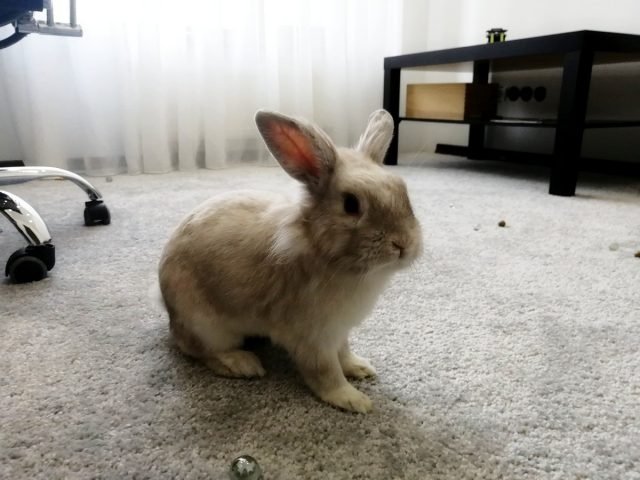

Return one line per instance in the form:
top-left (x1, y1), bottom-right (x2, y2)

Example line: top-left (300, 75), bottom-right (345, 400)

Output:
top-left (385, 31), bottom-right (640, 71)
top-left (435, 143), bottom-right (640, 177)
top-left (385, 30), bottom-right (640, 195)
top-left (583, 119), bottom-right (640, 129)
top-left (400, 116), bottom-right (555, 128)
top-left (399, 117), bottom-right (640, 129)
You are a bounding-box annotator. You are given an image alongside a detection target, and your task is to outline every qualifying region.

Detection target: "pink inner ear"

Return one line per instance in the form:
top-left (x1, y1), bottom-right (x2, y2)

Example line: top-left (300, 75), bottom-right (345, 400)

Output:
top-left (269, 121), bottom-right (320, 177)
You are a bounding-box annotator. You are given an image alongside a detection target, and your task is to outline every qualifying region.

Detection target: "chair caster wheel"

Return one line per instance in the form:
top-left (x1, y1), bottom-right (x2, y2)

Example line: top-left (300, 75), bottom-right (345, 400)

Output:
top-left (84, 200), bottom-right (111, 226)
top-left (5, 244), bottom-right (56, 283)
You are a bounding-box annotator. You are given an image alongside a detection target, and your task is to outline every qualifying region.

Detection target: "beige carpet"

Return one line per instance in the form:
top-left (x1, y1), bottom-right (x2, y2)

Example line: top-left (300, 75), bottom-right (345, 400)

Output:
top-left (1, 154), bottom-right (639, 479)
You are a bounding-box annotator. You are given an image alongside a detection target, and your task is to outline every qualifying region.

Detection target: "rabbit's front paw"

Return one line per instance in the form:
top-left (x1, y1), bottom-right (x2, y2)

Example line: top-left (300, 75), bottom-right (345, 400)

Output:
top-left (321, 384), bottom-right (372, 413)
top-left (341, 354), bottom-right (377, 379)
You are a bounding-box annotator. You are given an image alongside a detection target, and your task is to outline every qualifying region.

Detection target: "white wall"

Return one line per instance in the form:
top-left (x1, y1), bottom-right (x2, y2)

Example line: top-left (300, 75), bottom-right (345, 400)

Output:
top-left (458, 0), bottom-right (640, 45)
top-left (399, 0), bottom-right (640, 163)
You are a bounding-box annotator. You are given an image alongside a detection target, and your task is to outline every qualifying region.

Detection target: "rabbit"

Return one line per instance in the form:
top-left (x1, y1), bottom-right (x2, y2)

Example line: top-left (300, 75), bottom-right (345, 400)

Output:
top-left (158, 109), bottom-right (422, 413)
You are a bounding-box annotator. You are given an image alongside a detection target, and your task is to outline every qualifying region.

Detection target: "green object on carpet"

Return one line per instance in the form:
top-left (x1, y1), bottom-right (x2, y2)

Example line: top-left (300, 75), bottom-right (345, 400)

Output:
top-left (229, 455), bottom-right (263, 480)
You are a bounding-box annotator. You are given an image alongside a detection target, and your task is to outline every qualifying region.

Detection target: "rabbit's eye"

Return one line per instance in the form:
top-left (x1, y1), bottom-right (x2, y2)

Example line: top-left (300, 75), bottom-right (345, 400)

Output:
top-left (343, 193), bottom-right (360, 216)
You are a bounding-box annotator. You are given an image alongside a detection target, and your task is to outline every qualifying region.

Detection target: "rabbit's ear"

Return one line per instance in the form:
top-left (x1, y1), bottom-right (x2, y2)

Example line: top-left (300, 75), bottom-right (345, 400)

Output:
top-left (356, 109), bottom-right (394, 165)
top-left (255, 110), bottom-right (336, 194)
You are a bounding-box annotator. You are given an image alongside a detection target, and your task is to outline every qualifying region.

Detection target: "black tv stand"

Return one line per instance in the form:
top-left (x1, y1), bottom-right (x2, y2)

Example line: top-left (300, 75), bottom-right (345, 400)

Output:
top-left (383, 30), bottom-right (640, 196)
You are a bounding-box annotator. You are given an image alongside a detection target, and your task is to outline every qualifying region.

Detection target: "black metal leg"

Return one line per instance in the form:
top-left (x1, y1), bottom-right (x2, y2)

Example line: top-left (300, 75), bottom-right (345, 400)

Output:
top-left (383, 68), bottom-right (401, 165)
top-left (550, 49), bottom-right (594, 196)
top-left (468, 60), bottom-right (490, 159)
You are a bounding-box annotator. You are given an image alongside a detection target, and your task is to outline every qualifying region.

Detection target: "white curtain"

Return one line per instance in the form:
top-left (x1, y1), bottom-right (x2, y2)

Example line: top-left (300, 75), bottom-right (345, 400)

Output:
top-left (0, 0), bottom-right (402, 175)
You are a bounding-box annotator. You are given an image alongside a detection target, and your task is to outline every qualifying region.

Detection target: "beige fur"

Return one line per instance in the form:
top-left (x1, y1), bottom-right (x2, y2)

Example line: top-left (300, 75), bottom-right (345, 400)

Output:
top-left (158, 109), bottom-right (422, 413)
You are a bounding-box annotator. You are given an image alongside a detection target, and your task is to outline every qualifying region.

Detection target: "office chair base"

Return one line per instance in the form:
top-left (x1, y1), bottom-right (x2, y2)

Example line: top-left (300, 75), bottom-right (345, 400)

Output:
top-left (84, 200), bottom-right (110, 226)
top-left (0, 166), bottom-right (105, 201)
top-left (1, 190), bottom-right (56, 283)
top-left (6, 243), bottom-right (55, 283)
top-left (0, 189), bottom-right (53, 245)
top-left (0, 168), bottom-right (110, 283)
